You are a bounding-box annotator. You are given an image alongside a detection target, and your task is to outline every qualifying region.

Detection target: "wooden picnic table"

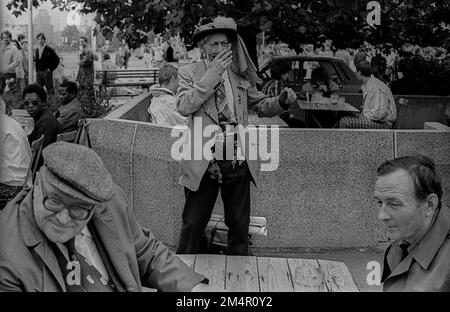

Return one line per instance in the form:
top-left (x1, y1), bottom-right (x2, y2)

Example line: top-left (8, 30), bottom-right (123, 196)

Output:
top-left (296, 100), bottom-right (359, 128)
top-left (297, 100), bottom-right (360, 113)
top-left (177, 254), bottom-right (359, 292)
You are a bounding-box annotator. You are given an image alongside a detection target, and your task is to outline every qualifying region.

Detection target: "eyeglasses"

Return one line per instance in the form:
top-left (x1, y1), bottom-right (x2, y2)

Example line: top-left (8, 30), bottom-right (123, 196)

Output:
top-left (207, 40), bottom-right (230, 50)
top-left (23, 100), bottom-right (41, 107)
top-left (41, 185), bottom-right (94, 221)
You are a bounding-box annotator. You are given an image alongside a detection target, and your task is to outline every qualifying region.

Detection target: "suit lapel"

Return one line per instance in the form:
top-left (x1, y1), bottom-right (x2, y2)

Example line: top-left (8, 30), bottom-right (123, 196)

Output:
top-left (90, 208), bottom-right (140, 292)
top-left (34, 242), bottom-right (67, 291)
top-left (19, 192), bottom-right (66, 291)
top-left (193, 60), bottom-right (219, 124)
top-left (384, 242), bottom-right (413, 280)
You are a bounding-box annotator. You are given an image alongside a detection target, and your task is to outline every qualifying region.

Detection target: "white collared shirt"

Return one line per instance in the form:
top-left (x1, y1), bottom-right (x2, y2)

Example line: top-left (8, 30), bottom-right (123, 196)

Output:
top-left (0, 115), bottom-right (31, 186)
top-left (73, 226), bottom-right (110, 280)
top-left (38, 44), bottom-right (46, 59)
top-left (205, 60), bottom-right (236, 118)
top-left (148, 87), bottom-right (188, 127)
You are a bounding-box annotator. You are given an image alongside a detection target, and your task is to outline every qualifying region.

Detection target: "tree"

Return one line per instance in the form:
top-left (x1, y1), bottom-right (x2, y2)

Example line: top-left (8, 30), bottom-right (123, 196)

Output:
top-left (61, 24), bottom-right (80, 46)
top-left (7, 0), bottom-right (450, 51)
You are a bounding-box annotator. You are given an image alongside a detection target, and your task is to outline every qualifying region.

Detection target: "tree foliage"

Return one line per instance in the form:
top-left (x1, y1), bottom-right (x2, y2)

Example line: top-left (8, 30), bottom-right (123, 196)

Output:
top-left (61, 24), bottom-right (80, 44)
top-left (7, 0), bottom-right (450, 50)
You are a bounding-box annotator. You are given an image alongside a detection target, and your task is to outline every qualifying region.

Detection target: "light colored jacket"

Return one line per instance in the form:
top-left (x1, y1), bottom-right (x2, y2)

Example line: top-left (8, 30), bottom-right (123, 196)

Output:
top-left (76, 46), bottom-right (94, 88)
top-left (362, 75), bottom-right (397, 127)
top-left (176, 60), bottom-right (285, 191)
top-left (0, 114), bottom-right (31, 186)
top-left (0, 43), bottom-right (22, 74)
top-left (0, 185), bottom-right (206, 292)
top-left (148, 87), bottom-right (188, 127)
top-left (382, 204), bottom-right (450, 291)
top-left (15, 51), bottom-right (24, 79)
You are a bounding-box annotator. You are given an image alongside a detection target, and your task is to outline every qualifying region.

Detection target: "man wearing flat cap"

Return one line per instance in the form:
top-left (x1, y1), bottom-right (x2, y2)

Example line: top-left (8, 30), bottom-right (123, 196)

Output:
top-left (176, 16), bottom-right (297, 255)
top-left (0, 142), bottom-right (212, 292)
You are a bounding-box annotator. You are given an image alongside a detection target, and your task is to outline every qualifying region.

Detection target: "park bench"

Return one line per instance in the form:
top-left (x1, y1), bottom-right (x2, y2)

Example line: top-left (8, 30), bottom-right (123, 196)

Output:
top-left (202, 214), bottom-right (267, 254)
top-left (96, 69), bottom-right (159, 97)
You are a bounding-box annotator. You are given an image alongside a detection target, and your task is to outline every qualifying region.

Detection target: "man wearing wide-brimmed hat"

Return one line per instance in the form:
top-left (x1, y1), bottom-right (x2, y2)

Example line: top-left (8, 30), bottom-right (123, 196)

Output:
top-left (0, 142), bottom-right (211, 292)
top-left (176, 16), bottom-right (297, 255)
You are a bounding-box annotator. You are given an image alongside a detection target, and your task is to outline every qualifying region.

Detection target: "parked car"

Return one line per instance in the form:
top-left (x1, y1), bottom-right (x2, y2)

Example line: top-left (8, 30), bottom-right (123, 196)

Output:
top-left (258, 56), bottom-right (361, 93)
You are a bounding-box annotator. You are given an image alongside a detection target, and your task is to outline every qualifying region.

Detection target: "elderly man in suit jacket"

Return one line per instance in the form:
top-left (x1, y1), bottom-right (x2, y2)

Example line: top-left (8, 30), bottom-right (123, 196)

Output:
top-left (175, 16), bottom-right (297, 255)
top-left (0, 142), bottom-right (212, 292)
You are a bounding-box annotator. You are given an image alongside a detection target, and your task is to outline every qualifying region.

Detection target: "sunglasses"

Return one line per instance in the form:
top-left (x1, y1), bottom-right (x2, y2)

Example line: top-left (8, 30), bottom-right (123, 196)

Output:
top-left (23, 100), bottom-right (41, 107)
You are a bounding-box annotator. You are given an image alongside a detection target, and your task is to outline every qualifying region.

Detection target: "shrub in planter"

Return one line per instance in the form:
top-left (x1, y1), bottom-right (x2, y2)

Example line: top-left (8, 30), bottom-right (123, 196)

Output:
top-left (77, 87), bottom-right (112, 118)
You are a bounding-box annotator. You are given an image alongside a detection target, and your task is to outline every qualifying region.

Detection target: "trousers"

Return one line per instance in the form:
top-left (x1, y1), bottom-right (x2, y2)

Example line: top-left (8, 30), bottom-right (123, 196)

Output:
top-left (36, 70), bottom-right (54, 95)
top-left (177, 160), bottom-right (252, 255)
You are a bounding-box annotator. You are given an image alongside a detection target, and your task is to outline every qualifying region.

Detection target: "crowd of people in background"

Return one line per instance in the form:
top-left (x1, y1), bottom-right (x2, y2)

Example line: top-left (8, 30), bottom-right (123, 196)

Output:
top-left (259, 39), bottom-right (449, 88)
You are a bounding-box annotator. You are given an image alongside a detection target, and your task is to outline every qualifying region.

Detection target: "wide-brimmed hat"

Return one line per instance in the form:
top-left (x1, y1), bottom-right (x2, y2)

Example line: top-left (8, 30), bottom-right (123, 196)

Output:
top-left (192, 16), bottom-right (238, 46)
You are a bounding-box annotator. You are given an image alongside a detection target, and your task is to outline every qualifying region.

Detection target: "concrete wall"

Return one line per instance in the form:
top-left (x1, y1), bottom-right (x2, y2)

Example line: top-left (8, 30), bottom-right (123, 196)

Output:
top-left (105, 92), bottom-right (152, 123)
top-left (89, 118), bottom-right (450, 249)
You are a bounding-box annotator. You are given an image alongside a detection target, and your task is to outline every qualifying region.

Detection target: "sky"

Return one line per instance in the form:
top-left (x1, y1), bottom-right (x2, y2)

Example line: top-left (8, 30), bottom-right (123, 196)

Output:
top-left (4, 0), bottom-right (81, 32)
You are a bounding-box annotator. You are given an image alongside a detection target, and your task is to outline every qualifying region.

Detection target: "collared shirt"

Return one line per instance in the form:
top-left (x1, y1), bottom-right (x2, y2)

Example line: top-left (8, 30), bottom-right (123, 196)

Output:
top-left (361, 75), bottom-right (397, 126)
top-left (382, 204), bottom-right (450, 291)
top-left (0, 114), bottom-right (32, 186)
top-left (0, 43), bottom-right (22, 74)
top-left (205, 60), bottom-right (236, 119)
top-left (72, 226), bottom-right (110, 280)
top-left (58, 228), bottom-right (111, 281)
top-left (148, 87), bottom-right (188, 127)
top-left (38, 44), bottom-right (46, 59)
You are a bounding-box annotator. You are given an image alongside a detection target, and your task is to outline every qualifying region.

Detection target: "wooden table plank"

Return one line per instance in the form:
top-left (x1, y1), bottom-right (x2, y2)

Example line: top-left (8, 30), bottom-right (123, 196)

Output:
top-left (257, 257), bottom-right (294, 292)
top-left (194, 254), bottom-right (226, 290)
top-left (297, 100), bottom-right (359, 112)
top-left (225, 256), bottom-right (259, 292)
top-left (318, 260), bottom-right (359, 292)
top-left (287, 258), bottom-right (329, 292)
top-left (176, 254), bottom-right (196, 269)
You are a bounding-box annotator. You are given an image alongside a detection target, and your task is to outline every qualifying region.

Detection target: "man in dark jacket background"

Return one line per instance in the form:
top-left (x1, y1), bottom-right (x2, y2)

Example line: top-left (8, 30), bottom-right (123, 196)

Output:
top-left (23, 84), bottom-right (62, 168)
top-left (35, 33), bottom-right (59, 95)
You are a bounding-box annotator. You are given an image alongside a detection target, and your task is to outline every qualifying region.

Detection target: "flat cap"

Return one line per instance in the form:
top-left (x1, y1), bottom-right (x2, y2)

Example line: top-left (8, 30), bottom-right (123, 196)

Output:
top-left (42, 142), bottom-right (115, 203)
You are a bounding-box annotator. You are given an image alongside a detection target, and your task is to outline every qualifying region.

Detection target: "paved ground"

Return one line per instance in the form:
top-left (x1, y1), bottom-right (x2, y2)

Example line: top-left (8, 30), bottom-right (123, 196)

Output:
top-left (251, 247), bottom-right (385, 292)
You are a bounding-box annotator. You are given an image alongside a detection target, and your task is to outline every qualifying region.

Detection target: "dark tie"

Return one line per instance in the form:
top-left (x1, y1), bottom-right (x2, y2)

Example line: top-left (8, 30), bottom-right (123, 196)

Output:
top-left (399, 241), bottom-right (411, 261)
top-left (58, 238), bottom-right (116, 292)
top-left (216, 83), bottom-right (232, 123)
